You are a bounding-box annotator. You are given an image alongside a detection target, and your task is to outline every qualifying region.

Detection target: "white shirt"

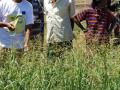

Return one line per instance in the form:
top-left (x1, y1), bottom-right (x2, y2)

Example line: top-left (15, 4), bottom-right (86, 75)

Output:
top-left (44, 0), bottom-right (75, 43)
top-left (0, 0), bottom-right (34, 49)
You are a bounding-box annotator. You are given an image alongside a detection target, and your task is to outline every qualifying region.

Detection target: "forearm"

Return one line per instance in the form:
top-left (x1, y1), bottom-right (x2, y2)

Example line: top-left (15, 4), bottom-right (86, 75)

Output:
top-left (75, 22), bottom-right (86, 31)
top-left (72, 16), bottom-right (86, 31)
top-left (70, 19), bottom-right (74, 30)
top-left (24, 28), bottom-right (30, 47)
top-left (0, 22), bottom-right (15, 31)
top-left (0, 22), bottom-right (8, 27)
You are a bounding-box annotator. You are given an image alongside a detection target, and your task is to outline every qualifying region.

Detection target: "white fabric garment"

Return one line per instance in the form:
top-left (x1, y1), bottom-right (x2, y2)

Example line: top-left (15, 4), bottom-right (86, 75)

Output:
top-left (0, 0), bottom-right (34, 49)
top-left (44, 0), bottom-right (75, 43)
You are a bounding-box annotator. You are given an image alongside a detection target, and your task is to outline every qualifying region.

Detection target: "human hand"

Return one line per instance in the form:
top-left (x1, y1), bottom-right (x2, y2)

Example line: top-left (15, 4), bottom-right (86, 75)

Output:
top-left (24, 44), bottom-right (29, 52)
top-left (6, 23), bottom-right (15, 31)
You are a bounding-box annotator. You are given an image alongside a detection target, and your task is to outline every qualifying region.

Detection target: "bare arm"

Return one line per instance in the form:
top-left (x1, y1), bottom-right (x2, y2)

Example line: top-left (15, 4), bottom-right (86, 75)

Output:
top-left (75, 21), bottom-right (86, 32)
top-left (0, 22), bottom-right (15, 31)
top-left (71, 17), bottom-right (87, 32)
top-left (0, 22), bottom-right (8, 27)
top-left (70, 18), bottom-right (74, 30)
top-left (24, 25), bottom-right (32, 51)
top-left (72, 7), bottom-right (89, 32)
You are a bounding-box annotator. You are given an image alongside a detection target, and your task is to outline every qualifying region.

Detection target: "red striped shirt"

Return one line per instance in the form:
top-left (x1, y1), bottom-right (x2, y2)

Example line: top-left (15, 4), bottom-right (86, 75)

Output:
top-left (74, 7), bottom-right (113, 34)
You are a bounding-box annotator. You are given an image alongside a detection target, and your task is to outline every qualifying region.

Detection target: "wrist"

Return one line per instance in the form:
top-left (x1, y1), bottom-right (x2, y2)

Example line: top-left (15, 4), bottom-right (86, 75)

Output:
top-left (24, 44), bottom-right (29, 48)
top-left (83, 29), bottom-right (88, 33)
top-left (24, 44), bottom-right (29, 51)
top-left (4, 23), bottom-right (9, 27)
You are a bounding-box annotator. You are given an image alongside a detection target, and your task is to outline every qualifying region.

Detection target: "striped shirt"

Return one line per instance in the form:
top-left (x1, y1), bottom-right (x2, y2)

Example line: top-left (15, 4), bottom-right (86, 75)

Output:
top-left (73, 7), bottom-right (115, 44)
top-left (74, 7), bottom-right (113, 34)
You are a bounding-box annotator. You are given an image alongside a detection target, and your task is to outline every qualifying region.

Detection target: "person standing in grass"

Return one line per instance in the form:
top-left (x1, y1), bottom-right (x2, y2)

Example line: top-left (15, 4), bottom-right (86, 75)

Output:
top-left (0, 0), bottom-right (33, 53)
top-left (108, 1), bottom-right (120, 45)
top-left (44, 0), bottom-right (75, 57)
top-left (27, 0), bottom-right (44, 49)
top-left (73, 0), bottom-right (115, 46)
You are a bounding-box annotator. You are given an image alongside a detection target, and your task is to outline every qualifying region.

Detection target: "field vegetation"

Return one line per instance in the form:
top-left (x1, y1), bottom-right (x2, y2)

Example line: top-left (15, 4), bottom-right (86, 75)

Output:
top-left (0, 25), bottom-right (120, 90)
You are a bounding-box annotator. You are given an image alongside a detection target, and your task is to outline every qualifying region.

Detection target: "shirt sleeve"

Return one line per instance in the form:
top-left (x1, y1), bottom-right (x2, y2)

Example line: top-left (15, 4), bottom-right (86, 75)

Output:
top-left (0, 2), bottom-right (3, 21)
top-left (69, 0), bottom-right (75, 18)
top-left (25, 4), bottom-right (34, 25)
top-left (73, 8), bottom-right (88, 22)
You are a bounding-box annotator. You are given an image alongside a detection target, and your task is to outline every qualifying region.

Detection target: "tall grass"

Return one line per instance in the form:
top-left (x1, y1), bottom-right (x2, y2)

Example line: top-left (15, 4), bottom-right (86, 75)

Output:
top-left (0, 26), bottom-right (120, 90)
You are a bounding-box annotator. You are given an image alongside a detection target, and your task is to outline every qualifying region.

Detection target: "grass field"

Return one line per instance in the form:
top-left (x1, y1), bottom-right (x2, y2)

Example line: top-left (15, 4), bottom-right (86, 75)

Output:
top-left (0, 24), bottom-right (120, 90)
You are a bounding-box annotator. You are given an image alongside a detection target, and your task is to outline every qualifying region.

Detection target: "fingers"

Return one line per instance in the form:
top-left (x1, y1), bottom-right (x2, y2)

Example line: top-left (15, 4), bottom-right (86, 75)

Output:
top-left (8, 23), bottom-right (15, 31)
top-left (10, 23), bottom-right (15, 29)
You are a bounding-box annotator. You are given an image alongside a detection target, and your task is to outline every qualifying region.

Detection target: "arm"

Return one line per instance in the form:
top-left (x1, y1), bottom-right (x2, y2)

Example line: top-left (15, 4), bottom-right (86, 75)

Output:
top-left (70, 18), bottom-right (74, 30)
top-left (24, 4), bottom-right (34, 51)
top-left (24, 25), bottom-right (32, 51)
top-left (72, 8), bottom-right (88, 32)
top-left (0, 3), bottom-right (15, 31)
top-left (107, 10), bottom-right (119, 34)
top-left (0, 22), bottom-right (9, 27)
top-left (0, 22), bottom-right (15, 31)
top-left (69, 0), bottom-right (75, 30)
top-left (75, 21), bottom-right (86, 32)
top-left (112, 15), bottom-right (120, 38)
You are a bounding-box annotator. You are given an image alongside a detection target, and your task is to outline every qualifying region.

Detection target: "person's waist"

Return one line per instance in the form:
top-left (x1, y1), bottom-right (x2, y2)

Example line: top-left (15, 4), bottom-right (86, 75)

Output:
top-left (87, 28), bottom-right (108, 33)
top-left (33, 20), bottom-right (44, 24)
